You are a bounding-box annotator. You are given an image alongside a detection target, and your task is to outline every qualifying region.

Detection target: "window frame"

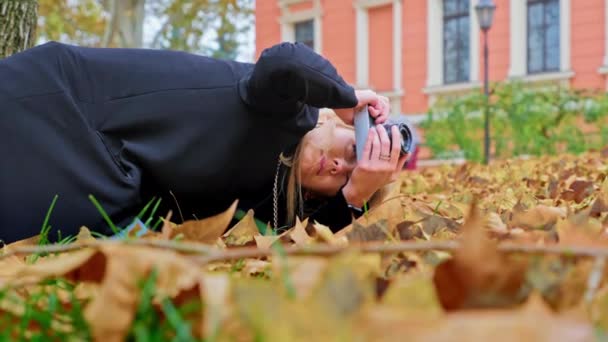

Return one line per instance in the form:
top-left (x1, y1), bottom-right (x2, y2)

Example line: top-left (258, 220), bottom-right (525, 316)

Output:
top-left (526, 0), bottom-right (561, 74)
top-left (442, 0), bottom-right (471, 84)
top-left (294, 19), bottom-right (315, 49)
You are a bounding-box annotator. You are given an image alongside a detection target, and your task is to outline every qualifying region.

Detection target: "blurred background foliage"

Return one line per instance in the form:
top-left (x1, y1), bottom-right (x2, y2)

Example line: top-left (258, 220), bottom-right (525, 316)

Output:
top-left (37, 0), bottom-right (253, 59)
top-left (422, 83), bottom-right (608, 163)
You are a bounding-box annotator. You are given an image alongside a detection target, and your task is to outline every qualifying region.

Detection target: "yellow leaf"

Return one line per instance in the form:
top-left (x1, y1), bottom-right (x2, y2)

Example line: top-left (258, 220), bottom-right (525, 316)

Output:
top-left (288, 217), bottom-right (312, 246)
top-left (223, 209), bottom-right (259, 246)
top-left (254, 235), bottom-right (280, 250)
top-left (314, 222), bottom-right (348, 246)
top-left (172, 200), bottom-right (238, 244)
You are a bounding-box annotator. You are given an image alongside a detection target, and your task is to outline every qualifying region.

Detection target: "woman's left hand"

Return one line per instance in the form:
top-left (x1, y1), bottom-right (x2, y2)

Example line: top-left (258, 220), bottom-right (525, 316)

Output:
top-left (333, 89), bottom-right (390, 125)
top-left (341, 125), bottom-right (409, 208)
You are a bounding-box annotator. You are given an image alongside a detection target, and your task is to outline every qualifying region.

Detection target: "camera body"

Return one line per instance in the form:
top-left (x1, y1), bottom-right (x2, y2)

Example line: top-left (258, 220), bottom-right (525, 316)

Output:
top-left (354, 106), bottom-right (414, 161)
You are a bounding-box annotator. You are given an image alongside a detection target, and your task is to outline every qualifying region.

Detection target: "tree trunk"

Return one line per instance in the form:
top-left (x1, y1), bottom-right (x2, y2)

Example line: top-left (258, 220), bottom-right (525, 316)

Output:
top-left (101, 0), bottom-right (145, 48)
top-left (0, 0), bottom-right (38, 58)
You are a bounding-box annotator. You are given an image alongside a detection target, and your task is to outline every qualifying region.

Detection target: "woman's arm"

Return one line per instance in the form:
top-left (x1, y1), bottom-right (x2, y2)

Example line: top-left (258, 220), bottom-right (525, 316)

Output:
top-left (240, 42), bottom-right (358, 117)
top-left (306, 189), bottom-right (362, 232)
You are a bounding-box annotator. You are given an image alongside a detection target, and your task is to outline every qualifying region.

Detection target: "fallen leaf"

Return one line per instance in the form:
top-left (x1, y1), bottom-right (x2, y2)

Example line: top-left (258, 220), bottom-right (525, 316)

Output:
top-left (346, 220), bottom-right (390, 243)
top-left (254, 235), bottom-right (281, 250)
top-left (314, 223), bottom-right (348, 246)
top-left (509, 205), bottom-right (567, 230)
top-left (223, 209), bottom-right (259, 246)
top-left (433, 201), bottom-right (528, 311)
top-left (288, 217), bottom-right (312, 246)
top-left (171, 200), bottom-right (238, 244)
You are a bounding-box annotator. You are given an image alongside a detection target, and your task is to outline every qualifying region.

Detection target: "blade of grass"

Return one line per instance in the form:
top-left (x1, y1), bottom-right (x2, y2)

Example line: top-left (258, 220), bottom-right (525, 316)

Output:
top-left (39, 194), bottom-right (59, 246)
top-left (151, 217), bottom-right (163, 231)
top-left (27, 195), bottom-right (60, 263)
top-left (144, 198), bottom-right (163, 227)
top-left (160, 298), bottom-right (194, 341)
top-left (88, 195), bottom-right (120, 234)
top-left (135, 197), bottom-right (156, 221)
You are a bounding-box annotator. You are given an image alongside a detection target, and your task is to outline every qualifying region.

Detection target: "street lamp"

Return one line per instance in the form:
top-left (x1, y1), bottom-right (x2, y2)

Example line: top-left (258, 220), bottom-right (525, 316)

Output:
top-left (475, 0), bottom-right (496, 165)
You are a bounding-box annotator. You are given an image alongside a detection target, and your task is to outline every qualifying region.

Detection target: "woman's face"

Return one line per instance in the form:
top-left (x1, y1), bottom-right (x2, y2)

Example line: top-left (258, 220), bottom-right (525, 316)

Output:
top-left (298, 122), bottom-right (357, 197)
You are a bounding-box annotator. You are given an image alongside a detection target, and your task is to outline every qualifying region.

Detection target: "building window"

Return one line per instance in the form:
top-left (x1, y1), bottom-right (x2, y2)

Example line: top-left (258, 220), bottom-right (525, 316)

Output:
top-left (527, 0), bottom-right (560, 73)
top-left (294, 20), bottom-right (314, 49)
top-left (443, 0), bottom-right (470, 84)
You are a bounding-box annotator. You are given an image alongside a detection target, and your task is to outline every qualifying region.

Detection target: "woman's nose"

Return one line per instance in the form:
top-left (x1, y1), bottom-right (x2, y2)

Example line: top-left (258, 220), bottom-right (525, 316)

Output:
top-left (330, 158), bottom-right (355, 175)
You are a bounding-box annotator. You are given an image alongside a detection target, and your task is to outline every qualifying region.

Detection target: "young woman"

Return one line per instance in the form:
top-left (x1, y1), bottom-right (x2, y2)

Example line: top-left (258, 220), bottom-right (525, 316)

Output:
top-left (0, 41), bottom-right (407, 243)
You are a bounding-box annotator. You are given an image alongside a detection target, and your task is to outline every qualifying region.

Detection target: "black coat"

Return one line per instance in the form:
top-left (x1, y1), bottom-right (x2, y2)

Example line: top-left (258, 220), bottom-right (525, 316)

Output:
top-left (0, 41), bottom-right (358, 243)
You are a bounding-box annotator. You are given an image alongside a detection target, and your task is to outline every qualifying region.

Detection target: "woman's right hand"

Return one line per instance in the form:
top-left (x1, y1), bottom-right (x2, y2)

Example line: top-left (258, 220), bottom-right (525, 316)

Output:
top-left (341, 124), bottom-right (408, 208)
top-left (333, 90), bottom-right (390, 125)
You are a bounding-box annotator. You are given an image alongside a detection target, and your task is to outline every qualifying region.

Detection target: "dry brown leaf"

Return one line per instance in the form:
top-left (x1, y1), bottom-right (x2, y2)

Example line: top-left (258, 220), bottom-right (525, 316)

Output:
top-left (201, 273), bottom-right (231, 337)
top-left (433, 201), bottom-right (528, 311)
top-left (8, 243), bottom-right (203, 341)
top-left (314, 222), bottom-right (348, 246)
top-left (337, 181), bottom-right (404, 238)
top-left (254, 235), bottom-right (281, 250)
top-left (171, 200), bottom-right (238, 243)
top-left (509, 204), bottom-right (567, 230)
top-left (223, 209), bottom-right (259, 246)
top-left (414, 295), bottom-right (592, 342)
top-left (83, 245), bottom-right (203, 341)
top-left (288, 217), bottom-right (312, 246)
top-left (273, 256), bottom-right (328, 299)
top-left (346, 220), bottom-right (390, 243)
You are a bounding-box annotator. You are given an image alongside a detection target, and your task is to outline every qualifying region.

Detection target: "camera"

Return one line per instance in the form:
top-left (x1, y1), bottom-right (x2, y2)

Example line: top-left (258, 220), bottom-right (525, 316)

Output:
top-left (354, 106), bottom-right (414, 161)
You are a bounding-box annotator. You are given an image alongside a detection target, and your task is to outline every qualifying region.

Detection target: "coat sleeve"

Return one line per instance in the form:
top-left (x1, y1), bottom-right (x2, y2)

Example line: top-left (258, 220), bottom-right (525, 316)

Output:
top-left (239, 42), bottom-right (358, 117)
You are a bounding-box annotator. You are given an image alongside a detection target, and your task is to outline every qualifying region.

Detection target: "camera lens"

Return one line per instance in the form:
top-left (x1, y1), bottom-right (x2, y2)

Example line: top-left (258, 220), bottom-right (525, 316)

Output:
top-left (382, 123), bottom-right (413, 155)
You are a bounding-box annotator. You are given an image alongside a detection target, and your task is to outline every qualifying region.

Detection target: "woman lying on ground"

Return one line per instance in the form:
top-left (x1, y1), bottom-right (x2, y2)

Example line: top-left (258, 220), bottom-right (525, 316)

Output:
top-left (0, 41), bottom-right (408, 243)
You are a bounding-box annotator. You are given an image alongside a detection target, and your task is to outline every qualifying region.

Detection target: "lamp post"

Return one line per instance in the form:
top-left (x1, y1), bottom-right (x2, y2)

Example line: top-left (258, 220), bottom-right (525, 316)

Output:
top-left (475, 0), bottom-right (496, 165)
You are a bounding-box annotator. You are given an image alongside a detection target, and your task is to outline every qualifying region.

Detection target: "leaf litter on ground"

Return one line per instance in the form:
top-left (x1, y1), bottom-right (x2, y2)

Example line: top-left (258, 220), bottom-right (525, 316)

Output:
top-left (2, 152), bottom-right (608, 340)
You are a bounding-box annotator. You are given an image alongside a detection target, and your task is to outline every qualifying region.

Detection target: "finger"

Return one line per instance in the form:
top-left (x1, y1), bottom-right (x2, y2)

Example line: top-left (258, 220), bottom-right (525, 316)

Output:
top-left (361, 128), bottom-right (375, 162)
top-left (369, 127), bottom-right (381, 162)
top-left (390, 125), bottom-right (401, 165)
top-left (368, 106), bottom-right (380, 118)
top-left (376, 125), bottom-right (391, 162)
top-left (396, 154), bottom-right (409, 170)
top-left (356, 90), bottom-right (378, 109)
top-left (374, 110), bottom-right (388, 124)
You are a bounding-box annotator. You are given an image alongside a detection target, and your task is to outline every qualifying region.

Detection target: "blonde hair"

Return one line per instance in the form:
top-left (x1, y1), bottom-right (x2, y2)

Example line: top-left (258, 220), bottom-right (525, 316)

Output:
top-left (280, 109), bottom-right (352, 227)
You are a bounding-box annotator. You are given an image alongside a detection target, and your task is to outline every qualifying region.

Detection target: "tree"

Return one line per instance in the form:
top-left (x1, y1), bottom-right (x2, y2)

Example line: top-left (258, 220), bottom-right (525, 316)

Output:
top-left (100, 0), bottom-right (145, 48)
top-left (36, 0), bottom-right (253, 59)
top-left (150, 0), bottom-right (253, 59)
top-left (0, 0), bottom-right (38, 58)
top-left (37, 0), bottom-right (106, 46)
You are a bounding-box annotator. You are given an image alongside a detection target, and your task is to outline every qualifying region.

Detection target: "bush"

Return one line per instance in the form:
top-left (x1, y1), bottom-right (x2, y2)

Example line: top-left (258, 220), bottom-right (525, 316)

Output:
top-left (421, 82), bottom-right (608, 162)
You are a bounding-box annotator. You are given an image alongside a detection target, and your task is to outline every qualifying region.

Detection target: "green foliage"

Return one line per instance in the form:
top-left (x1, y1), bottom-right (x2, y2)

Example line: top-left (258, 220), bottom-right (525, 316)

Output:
top-left (0, 279), bottom-right (91, 341)
top-left (422, 82), bottom-right (608, 162)
top-left (128, 268), bottom-right (200, 341)
top-left (37, 0), bottom-right (253, 59)
top-left (38, 0), bottom-right (107, 46)
top-left (151, 0), bottom-right (253, 59)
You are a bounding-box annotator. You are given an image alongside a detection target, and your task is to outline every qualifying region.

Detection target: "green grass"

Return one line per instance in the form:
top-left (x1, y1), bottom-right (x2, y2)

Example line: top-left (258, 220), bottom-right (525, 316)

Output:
top-left (0, 279), bottom-right (91, 341)
top-left (128, 268), bottom-right (200, 342)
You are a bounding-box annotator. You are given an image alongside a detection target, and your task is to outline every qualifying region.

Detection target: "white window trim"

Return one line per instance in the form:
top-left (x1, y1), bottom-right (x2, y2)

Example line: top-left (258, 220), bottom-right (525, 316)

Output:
top-left (278, 0), bottom-right (322, 53)
top-left (509, 70), bottom-right (574, 84)
top-left (599, 0), bottom-right (608, 89)
top-left (354, 0), bottom-right (404, 114)
top-left (508, 0), bottom-right (572, 83)
top-left (602, 0), bottom-right (608, 69)
top-left (426, 0), bottom-right (480, 89)
top-left (423, 81), bottom-right (482, 95)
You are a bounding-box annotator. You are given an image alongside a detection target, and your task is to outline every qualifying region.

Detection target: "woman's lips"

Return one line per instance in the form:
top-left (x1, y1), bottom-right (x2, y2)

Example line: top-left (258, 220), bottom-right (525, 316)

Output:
top-left (317, 155), bottom-right (326, 175)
